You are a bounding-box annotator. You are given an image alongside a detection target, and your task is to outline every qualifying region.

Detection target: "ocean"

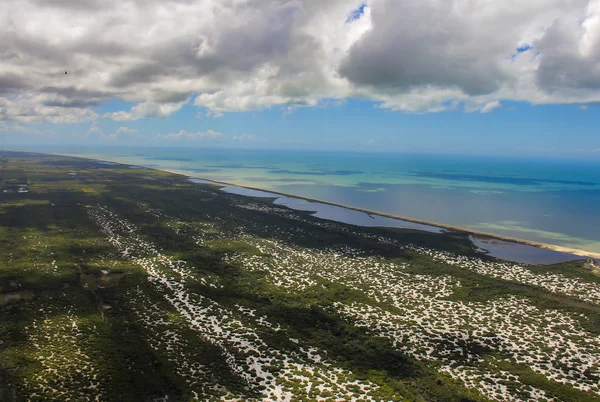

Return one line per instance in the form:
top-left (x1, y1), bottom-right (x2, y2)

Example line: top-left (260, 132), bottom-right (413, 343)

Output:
top-left (15, 145), bottom-right (600, 254)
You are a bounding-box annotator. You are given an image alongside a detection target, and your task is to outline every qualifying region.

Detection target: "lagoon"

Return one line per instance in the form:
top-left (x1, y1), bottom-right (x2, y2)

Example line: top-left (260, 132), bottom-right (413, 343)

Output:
top-left (17, 145), bottom-right (600, 255)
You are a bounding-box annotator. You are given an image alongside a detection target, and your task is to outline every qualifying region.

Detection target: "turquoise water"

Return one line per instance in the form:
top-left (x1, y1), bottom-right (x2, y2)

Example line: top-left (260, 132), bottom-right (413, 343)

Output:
top-left (19, 146), bottom-right (600, 254)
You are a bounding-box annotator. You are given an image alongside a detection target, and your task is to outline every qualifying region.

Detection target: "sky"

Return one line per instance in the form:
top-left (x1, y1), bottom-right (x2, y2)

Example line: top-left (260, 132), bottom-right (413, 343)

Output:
top-left (1, 0), bottom-right (600, 157)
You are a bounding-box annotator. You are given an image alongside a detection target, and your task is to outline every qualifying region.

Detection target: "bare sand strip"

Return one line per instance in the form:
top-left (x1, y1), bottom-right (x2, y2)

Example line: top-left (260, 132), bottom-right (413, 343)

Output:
top-left (45, 151), bottom-right (600, 260)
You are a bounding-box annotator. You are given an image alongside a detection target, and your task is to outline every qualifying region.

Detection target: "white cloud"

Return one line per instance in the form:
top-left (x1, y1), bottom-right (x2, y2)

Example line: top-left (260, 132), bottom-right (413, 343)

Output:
top-left (0, 122), bottom-right (52, 135)
top-left (86, 125), bottom-right (104, 140)
top-left (206, 110), bottom-right (224, 119)
top-left (340, 0), bottom-right (600, 111)
top-left (480, 100), bottom-right (502, 113)
top-left (160, 129), bottom-right (221, 141)
top-left (1, 0), bottom-right (600, 123)
top-left (232, 134), bottom-right (257, 142)
top-left (116, 126), bottom-right (138, 135)
top-left (0, 94), bottom-right (99, 123)
top-left (319, 98), bottom-right (348, 108)
top-left (104, 100), bottom-right (188, 121)
top-left (107, 126), bottom-right (139, 140)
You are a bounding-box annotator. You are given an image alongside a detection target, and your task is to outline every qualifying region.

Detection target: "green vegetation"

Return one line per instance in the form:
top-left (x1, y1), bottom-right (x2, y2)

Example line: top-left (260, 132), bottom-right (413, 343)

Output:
top-left (1, 150), bottom-right (599, 401)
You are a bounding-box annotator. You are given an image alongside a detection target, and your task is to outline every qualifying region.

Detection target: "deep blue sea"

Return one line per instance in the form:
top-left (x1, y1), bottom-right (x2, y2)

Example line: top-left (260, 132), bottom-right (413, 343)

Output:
top-left (15, 146), bottom-right (600, 254)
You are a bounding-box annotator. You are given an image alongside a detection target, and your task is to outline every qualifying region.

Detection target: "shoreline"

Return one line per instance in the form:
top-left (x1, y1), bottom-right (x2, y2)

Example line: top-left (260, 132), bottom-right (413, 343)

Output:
top-left (38, 150), bottom-right (600, 260)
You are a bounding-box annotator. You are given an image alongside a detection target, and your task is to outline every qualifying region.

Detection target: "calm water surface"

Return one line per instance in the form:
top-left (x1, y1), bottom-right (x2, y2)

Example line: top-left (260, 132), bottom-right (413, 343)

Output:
top-left (19, 146), bottom-right (600, 255)
top-left (220, 184), bottom-right (443, 233)
top-left (200, 179), bottom-right (587, 265)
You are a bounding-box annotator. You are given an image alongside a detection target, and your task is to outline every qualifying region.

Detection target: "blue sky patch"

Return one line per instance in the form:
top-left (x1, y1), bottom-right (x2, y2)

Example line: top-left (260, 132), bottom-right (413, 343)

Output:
top-left (517, 44), bottom-right (532, 53)
top-left (346, 4), bottom-right (366, 23)
top-left (4, 98), bottom-right (600, 157)
top-left (509, 45), bottom-right (534, 62)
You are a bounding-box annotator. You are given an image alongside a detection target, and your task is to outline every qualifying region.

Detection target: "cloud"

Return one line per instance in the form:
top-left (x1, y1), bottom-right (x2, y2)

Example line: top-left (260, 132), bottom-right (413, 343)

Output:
top-left (480, 100), bottom-right (501, 113)
top-left (104, 100), bottom-right (188, 121)
top-left (115, 126), bottom-right (138, 135)
top-left (0, 94), bottom-right (99, 123)
top-left (107, 126), bottom-right (139, 140)
top-left (205, 110), bottom-right (224, 119)
top-left (1, 0), bottom-right (600, 123)
top-left (160, 129), bottom-right (221, 141)
top-left (340, 0), bottom-right (600, 111)
top-left (534, 2), bottom-right (600, 95)
top-left (232, 134), bottom-right (257, 142)
top-left (340, 1), bottom-right (508, 97)
top-left (86, 125), bottom-right (102, 137)
top-left (319, 98), bottom-right (348, 108)
top-left (0, 122), bottom-right (52, 136)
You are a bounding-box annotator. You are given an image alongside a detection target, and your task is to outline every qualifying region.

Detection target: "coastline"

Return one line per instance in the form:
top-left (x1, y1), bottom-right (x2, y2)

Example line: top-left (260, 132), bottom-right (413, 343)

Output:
top-left (42, 150), bottom-right (600, 260)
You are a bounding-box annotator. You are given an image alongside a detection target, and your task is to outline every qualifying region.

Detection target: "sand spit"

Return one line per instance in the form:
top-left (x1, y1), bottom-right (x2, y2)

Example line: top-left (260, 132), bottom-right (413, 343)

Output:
top-left (44, 151), bottom-right (598, 261)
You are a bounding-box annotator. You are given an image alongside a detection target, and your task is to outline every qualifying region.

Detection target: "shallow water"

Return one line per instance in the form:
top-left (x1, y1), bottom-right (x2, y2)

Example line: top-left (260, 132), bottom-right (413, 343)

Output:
top-left (470, 237), bottom-right (585, 265)
top-left (221, 184), bottom-right (444, 233)
top-left (21, 146), bottom-right (600, 254)
top-left (217, 181), bottom-right (585, 265)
